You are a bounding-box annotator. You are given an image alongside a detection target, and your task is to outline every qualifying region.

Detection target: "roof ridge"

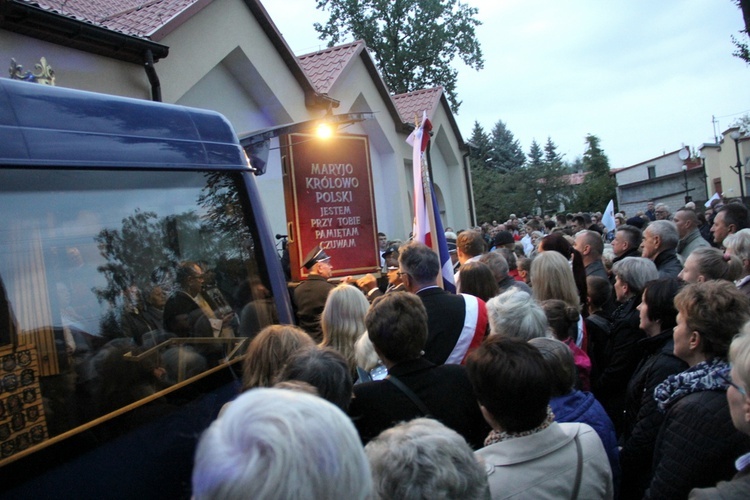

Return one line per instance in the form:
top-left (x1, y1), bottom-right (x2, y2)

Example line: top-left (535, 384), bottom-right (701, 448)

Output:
top-left (298, 39), bottom-right (365, 59)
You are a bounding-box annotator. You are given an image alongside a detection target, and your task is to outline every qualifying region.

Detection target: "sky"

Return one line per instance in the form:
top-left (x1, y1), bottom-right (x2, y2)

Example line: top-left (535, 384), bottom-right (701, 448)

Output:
top-left (263, 0), bottom-right (750, 170)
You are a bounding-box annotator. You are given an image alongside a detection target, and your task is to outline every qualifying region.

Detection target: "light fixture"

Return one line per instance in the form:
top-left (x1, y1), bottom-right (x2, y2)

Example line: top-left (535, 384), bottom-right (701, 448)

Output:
top-left (316, 121), bottom-right (334, 139)
top-left (239, 112), bottom-right (375, 175)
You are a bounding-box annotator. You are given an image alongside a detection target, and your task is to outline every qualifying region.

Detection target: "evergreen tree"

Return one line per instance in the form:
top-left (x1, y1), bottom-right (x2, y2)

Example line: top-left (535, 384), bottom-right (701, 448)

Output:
top-left (468, 122), bottom-right (499, 222)
top-left (527, 140), bottom-right (544, 169)
top-left (544, 137), bottom-right (564, 168)
top-left (488, 120), bottom-right (525, 172)
top-left (574, 134), bottom-right (617, 212)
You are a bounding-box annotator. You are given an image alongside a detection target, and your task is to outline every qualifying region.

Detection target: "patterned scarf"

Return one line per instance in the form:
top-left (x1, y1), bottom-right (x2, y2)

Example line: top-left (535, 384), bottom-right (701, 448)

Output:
top-left (654, 357), bottom-right (730, 412)
top-left (484, 406), bottom-right (555, 447)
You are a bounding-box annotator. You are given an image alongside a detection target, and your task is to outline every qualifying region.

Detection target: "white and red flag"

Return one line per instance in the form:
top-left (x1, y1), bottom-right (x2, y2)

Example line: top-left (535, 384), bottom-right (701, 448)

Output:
top-left (407, 111), bottom-right (456, 293)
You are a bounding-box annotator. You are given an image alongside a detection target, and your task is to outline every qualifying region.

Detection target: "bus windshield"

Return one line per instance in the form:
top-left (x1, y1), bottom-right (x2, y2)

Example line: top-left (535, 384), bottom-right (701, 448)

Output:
top-left (0, 168), bottom-right (277, 460)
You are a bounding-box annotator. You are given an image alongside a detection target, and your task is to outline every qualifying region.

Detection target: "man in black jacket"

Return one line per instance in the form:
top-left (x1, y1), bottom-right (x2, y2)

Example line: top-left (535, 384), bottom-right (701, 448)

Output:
top-left (348, 292), bottom-right (489, 448)
top-left (641, 220), bottom-right (682, 279)
top-left (293, 245), bottom-right (335, 342)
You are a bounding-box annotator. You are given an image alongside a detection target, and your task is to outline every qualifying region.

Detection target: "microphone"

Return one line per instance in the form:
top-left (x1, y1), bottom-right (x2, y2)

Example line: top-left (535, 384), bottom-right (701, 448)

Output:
top-left (275, 234), bottom-right (287, 239)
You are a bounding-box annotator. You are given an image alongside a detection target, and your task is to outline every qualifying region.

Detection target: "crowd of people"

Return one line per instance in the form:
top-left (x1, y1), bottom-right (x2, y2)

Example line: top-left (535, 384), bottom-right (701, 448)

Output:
top-left (192, 198), bottom-right (750, 499)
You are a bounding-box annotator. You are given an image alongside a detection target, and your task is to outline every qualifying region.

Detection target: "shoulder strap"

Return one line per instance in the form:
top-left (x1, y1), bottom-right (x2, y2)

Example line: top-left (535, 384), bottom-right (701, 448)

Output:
top-left (387, 375), bottom-right (432, 417)
top-left (570, 428), bottom-right (584, 500)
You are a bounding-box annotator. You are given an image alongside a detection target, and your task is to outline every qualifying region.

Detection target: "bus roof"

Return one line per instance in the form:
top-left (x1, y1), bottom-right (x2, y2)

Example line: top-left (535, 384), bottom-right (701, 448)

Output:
top-left (0, 78), bottom-right (248, 170)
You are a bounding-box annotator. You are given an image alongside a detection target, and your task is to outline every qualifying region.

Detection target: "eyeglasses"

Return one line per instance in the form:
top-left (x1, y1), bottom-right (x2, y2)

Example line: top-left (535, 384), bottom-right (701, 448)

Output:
top-left (396, 271), bottom-right (408, 278)
top-left (718, 369), bottom-right (747, 397)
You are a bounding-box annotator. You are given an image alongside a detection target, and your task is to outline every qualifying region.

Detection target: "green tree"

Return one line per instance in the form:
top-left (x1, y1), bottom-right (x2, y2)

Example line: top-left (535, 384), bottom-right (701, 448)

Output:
top-left (574, 134), bottom-right (617, 212)
top-left (732, 0), bottom-right (750, 63)
top-left (538, 137), bottom-right (572, 215)
top-left (468, 122), bottom-right (499, 222)
top-left (488, 120), bottom-right (526, 172)
top-left (314, 0), bottom-right (484, 111)
top-left (527, 140), bottom-right (544, 168)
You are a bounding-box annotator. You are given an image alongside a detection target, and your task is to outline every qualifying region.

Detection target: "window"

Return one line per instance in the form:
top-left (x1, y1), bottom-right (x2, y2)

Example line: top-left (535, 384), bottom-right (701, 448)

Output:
top-left (0, 169), bottom-right (276, 452)
top-left (647, 166), bottom-right (656, 179)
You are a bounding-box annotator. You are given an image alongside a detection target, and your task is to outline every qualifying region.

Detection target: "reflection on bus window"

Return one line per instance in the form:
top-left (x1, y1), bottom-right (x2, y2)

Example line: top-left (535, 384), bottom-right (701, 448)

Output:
top-left (0, 170), bottom-right (277, 457)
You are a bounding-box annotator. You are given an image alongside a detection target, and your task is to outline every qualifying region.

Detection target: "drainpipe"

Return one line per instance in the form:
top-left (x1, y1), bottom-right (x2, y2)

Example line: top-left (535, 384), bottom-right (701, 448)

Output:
top-left (144, 49), bottom-right (161, 102)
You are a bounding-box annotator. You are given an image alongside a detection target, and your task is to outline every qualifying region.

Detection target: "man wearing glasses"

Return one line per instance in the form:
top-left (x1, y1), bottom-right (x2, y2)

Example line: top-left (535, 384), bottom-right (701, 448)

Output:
top-left (398, 241), bottom-right (487, 365)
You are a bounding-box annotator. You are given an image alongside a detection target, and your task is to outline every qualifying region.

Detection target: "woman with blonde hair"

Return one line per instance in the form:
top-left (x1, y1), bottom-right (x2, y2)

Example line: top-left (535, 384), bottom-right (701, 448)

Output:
top-left (678, 246), bottom-right (742, 284)
top-left (320, 283), bottom-right (369, 377)
top-left (532, 251), bottom-right (585, 349)
top-left (531, 251), bottom-right (580, 310)
top-left (241, 324), bottom-right (314, 391)
top-left (538, 232), bottom-right (588, 312)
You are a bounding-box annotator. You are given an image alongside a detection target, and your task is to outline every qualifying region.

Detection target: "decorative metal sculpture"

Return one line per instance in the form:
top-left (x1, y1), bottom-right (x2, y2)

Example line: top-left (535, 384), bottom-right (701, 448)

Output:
top-left (9, 57), bottom-right (55, 85)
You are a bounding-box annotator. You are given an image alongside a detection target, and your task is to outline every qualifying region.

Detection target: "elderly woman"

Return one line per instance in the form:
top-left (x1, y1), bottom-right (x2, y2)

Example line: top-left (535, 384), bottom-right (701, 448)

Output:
top-left (678, 246), bottom-right (742, 284)
top-left (723, 228), bottom-right (750, 296)
top-left (619, 278), bottom-right (687, 500)
top-left (320, 283), bottom-right (370, 378)
top-left (592, 257), bottom-right (658, 435)
top-left (485, 287), bottom-right (549, 341)
top-left (365, 418), bottom-right (490, 499)
top-left (690, 324), bottom-right (750, 498)
top-left (193, 388), bottom-right (372, 499)
top-left (645, 281), bottom-right (750, 499)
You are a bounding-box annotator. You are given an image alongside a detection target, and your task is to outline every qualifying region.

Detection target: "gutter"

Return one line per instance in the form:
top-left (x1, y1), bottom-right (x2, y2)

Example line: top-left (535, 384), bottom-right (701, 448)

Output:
top-left (0, 1), bottom-right (169, 65)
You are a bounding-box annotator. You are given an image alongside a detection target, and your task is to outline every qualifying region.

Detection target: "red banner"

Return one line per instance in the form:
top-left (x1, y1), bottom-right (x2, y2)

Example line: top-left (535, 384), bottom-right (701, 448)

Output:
top-left (283, 133), bottom-right (379, 280)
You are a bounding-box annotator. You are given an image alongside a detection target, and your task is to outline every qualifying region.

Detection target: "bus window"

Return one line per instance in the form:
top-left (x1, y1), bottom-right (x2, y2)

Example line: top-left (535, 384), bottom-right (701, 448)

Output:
top-left (0, 168), bottom-right (278, 454)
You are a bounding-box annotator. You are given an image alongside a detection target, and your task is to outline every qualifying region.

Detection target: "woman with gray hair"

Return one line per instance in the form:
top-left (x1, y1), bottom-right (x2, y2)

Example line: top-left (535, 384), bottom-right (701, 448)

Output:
top-left (192, 388), bottom-right (372, 500)
top-left (593, 257), bottom-right (658, 435)
top-left (723, 228), bottom-right (750, 297)
top-left (365, 418), bottom-right (490, 499)
top-left (485, 287), bottom-right (549, 341)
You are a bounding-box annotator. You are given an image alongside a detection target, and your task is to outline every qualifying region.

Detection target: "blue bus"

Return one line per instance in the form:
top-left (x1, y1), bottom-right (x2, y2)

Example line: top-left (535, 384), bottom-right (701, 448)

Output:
top-left (0, 78), bottom-right (292, 498)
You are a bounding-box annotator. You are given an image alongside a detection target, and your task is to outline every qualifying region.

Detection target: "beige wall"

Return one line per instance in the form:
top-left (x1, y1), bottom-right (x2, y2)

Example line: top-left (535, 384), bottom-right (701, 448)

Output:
top-left (1, 31), bottom-right (150, 98)
top-left (709, 130), bottom-right (749, 200)
top-left (1, 0), bottom-right (473, 243)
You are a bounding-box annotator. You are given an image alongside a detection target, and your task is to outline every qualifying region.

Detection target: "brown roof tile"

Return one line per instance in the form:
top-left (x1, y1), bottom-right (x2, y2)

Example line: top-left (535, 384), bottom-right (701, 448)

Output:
top-left (297, 40), bottom-right (365, 94)
top-left (17, 0), bottom-right (200, 38)
top-left (392, 87), bottom-right (443, 124)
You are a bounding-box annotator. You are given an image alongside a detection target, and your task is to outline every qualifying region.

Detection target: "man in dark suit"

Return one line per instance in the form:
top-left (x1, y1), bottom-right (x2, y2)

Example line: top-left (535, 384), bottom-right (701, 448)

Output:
top-left (398, 241), bottom-right (487, 365)
top-left (348, 292), bottom-right (489, 448)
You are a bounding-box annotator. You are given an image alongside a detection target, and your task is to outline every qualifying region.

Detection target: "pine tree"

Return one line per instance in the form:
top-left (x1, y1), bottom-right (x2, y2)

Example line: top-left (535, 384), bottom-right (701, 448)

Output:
top-left (488, 120), bottom-right (525, 172)
top-left (468, 122), bottom-right (499, 222)
top-left (574, 134), bottom-right (617, 212)
top-left (527, 140), bottom-right (544, 169)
